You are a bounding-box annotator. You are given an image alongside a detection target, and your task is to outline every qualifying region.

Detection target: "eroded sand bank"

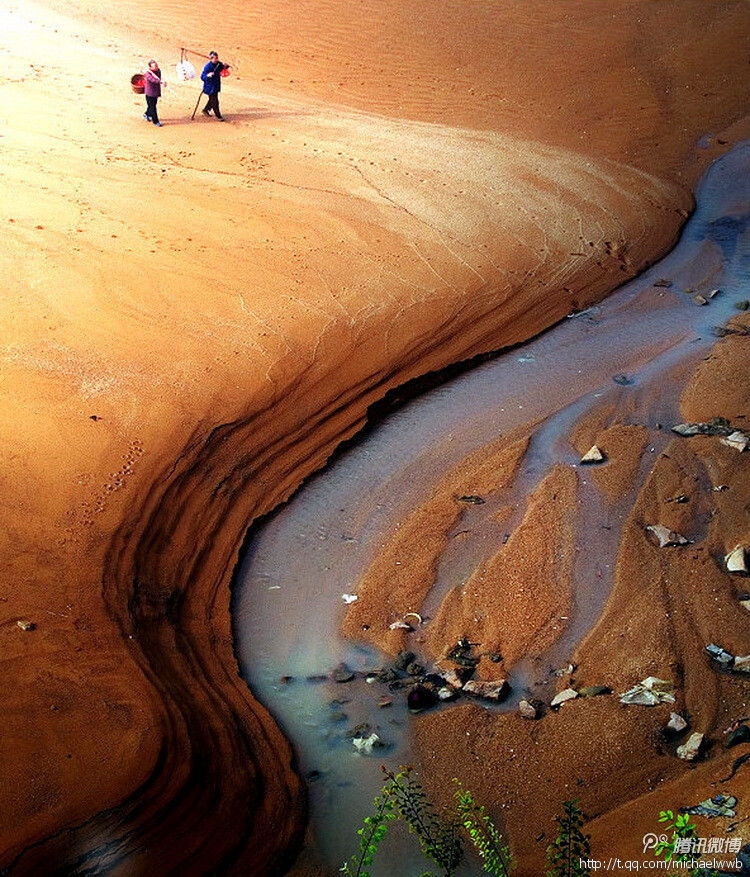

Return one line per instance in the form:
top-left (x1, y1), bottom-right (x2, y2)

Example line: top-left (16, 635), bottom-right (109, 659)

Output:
top-left (1, 0), bottom-right (750, 873)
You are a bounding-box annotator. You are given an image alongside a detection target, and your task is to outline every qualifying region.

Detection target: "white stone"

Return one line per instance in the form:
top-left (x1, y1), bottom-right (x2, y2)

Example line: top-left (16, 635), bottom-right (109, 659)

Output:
top-left (726, 546), bottom-right (748, 575)
top-left (666, 712), bottom-right (688, 733)
top-left (645, 524), bottom-right (690, 547)
top-left (720, 431), bottom-right (749, 452)
top-left (676, 732), bottom-right (703, 761)
top-left (550, 687), bottom-right (578, 707)
top-left (353, 733), bottom-right (381, 754)
top-left (462, 679), bottom-right (509, 701)
top-left (733, 655), bottom-right (750, 674)
top-left (580, 445), bottom-right (605, 464)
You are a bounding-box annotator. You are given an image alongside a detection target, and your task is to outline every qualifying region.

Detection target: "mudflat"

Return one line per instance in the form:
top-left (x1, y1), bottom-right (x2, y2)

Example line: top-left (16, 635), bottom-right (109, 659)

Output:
top-left (1, 0), bottom-right (749, 873)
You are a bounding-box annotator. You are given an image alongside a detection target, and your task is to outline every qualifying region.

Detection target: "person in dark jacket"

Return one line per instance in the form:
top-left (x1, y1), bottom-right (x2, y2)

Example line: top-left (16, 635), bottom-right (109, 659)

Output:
top-left (143, 60), bottom-right (163, 126)
top-left (201, 51), bottom-right (227, 120)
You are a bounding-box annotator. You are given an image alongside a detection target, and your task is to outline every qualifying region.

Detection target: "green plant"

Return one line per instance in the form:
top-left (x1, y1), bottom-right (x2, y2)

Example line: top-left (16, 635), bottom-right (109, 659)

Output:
top-left (653, 810), bottom-right (720, 877)
top-left (340, 782), bottom-right (397, 877)
top-left (382, 766), bottom-right (463, 876)
top-left (654, 810), bottom-right (698, 864)
top-left (454, 782), bottom-right (513, 876)
top-left (342, 765), bottom-right (514, 876)
top-left (546, 800), bottom-right (591, 877)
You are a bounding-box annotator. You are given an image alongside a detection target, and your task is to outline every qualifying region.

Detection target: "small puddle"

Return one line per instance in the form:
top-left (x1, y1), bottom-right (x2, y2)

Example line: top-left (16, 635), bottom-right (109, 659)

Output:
top-left (232, 141), bottom-right (750, 873)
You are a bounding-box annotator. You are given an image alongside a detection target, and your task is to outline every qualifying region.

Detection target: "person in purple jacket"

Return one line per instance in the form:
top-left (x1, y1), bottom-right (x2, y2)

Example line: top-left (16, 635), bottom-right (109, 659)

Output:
top-left (201, 51), bottom-right (227, 120)
top-left (143, 60), bottom-right (163, 126)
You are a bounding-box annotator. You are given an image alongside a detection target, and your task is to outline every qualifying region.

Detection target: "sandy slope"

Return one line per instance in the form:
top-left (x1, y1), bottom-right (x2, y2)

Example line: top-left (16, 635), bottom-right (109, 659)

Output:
top-left (1, 0), bottom-right (750, 873)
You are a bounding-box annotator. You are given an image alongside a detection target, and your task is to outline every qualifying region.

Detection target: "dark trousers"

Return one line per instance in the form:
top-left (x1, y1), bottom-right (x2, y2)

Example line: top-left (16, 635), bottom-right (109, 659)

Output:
top-left (204, 92), bottom-right (222, 117)
top-left (145, 95), bottom-right (159, 123)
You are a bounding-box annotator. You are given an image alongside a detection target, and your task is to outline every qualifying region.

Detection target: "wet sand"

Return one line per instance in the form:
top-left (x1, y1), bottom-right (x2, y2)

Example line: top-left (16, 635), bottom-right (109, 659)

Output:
top-left (2, 0), bottom-right (750, 873)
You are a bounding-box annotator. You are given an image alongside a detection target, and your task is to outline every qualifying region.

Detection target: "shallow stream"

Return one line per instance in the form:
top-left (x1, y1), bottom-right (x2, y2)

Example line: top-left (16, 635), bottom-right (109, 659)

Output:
top-left (233, 140), bottom-right (750, 874)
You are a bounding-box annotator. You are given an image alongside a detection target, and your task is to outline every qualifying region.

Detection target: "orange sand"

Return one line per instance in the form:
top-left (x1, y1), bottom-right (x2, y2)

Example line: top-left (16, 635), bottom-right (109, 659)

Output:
top-left (2, 0), bottom-right (750, 873)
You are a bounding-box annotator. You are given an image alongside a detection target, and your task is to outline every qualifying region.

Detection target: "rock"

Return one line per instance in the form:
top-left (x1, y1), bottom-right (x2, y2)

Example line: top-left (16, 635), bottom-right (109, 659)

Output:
top-left (578, 685), bottom-right (611, 698)
top-left (457, 495), bottom-right (485, 504)
top-left (341, 593), bottom-right (358, 604)
top-left (666, 712), bottom-right (689, 733)
top-left (437, 686), bottom-right (457, 702)
top-left (735, 299), bottom-right (749, 310)
top-left (653, 279), bottom-right (673, 288)
top-left (375, 668), bottom-right (399, 684)
top-left (331, 664), bottom-right (355, 683)
top-left (672, 422), bottom-right (702, 436)
top-left (726, 546), bottom-right (748, 575)
top-left (447, 639), bottom-right (480, 668)
top-left (693, 294), bottom-right (708, 306)
top-left (708, 288), bottom-right (721, 299)
top-left (676, 732), bottom-right (704, 761)
top-left (733, 655), bottom-right (750, 674)
top-left (553, 663), bottom-right (575, 677)
top-left (580, 445), bottom-right (605, 464)
top-left (645, 524), bottom-right (690, 547)
top-left (683, 795), bottom-right (736, 818)
top-left (672, 419), bottom-right (735, 437)
top-left (613, 374), bottom-right (633, 385)
top-left (620, 677), bottom-right (675, 706)
top-left (518, 698), bottom-right (542, 719)
top-left (706, 643), bottom-right (734, 666)
top-left (407, 684), bottom-right (437, 712)
top-left (352, 733), bottom-right (382, 755)
top-left (462, 679), bottom-right (509, 702)
top-left (16, 620), bottom-right (35, 631)
top-left (741, 599), bottom-right (750, 613)
top-left (721, 431), bottom-right (749, 452)
top-left (727, 724), bottom-right (750, 748)
top-left (393, 651), bottom-right (416, 671)
top-left (377, 696), bottom-right (393, 708)
top-left (405, 662), bottom-right (424, 677)
top-left (442, 669), bottom-right (467, 690)
top-left (550, 688), bottom-right (578, 707)
top-left (389, 621), bottom-right (413, 630)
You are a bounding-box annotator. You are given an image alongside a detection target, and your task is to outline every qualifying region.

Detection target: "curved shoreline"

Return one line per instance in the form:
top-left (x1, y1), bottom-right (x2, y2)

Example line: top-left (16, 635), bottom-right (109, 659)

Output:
top-left (2, 0), bottom-right (750, 874)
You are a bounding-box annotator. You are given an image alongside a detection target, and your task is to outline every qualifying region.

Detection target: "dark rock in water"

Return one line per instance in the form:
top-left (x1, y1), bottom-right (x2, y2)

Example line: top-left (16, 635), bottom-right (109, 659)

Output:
top-left (423, 673), bottom-right (446, 688)
top-left (376, 667), bottom-right (399, 683)
top-left (457, 495), bottom-right (485, 504)
top-left (735, 299), bottom-right (750, 310)
top-left (405, 662), bottom-right (424, 677)
top-left (331, 664), bottom-right (355, 683)
top-left (407, 684), bottom-right (438, 712)
top-left (653, 279), bottom-right (673, 288)
top-left (578, 685), bottom-right (612, 698)
top-left (329, 711), bottom-right (348, 723)
top-left (727, 724), bottom-right (750, 748)
top-left (613, 373), bottom-right (633, 385)
top-left (393, 651), bottom-right (416, 671)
